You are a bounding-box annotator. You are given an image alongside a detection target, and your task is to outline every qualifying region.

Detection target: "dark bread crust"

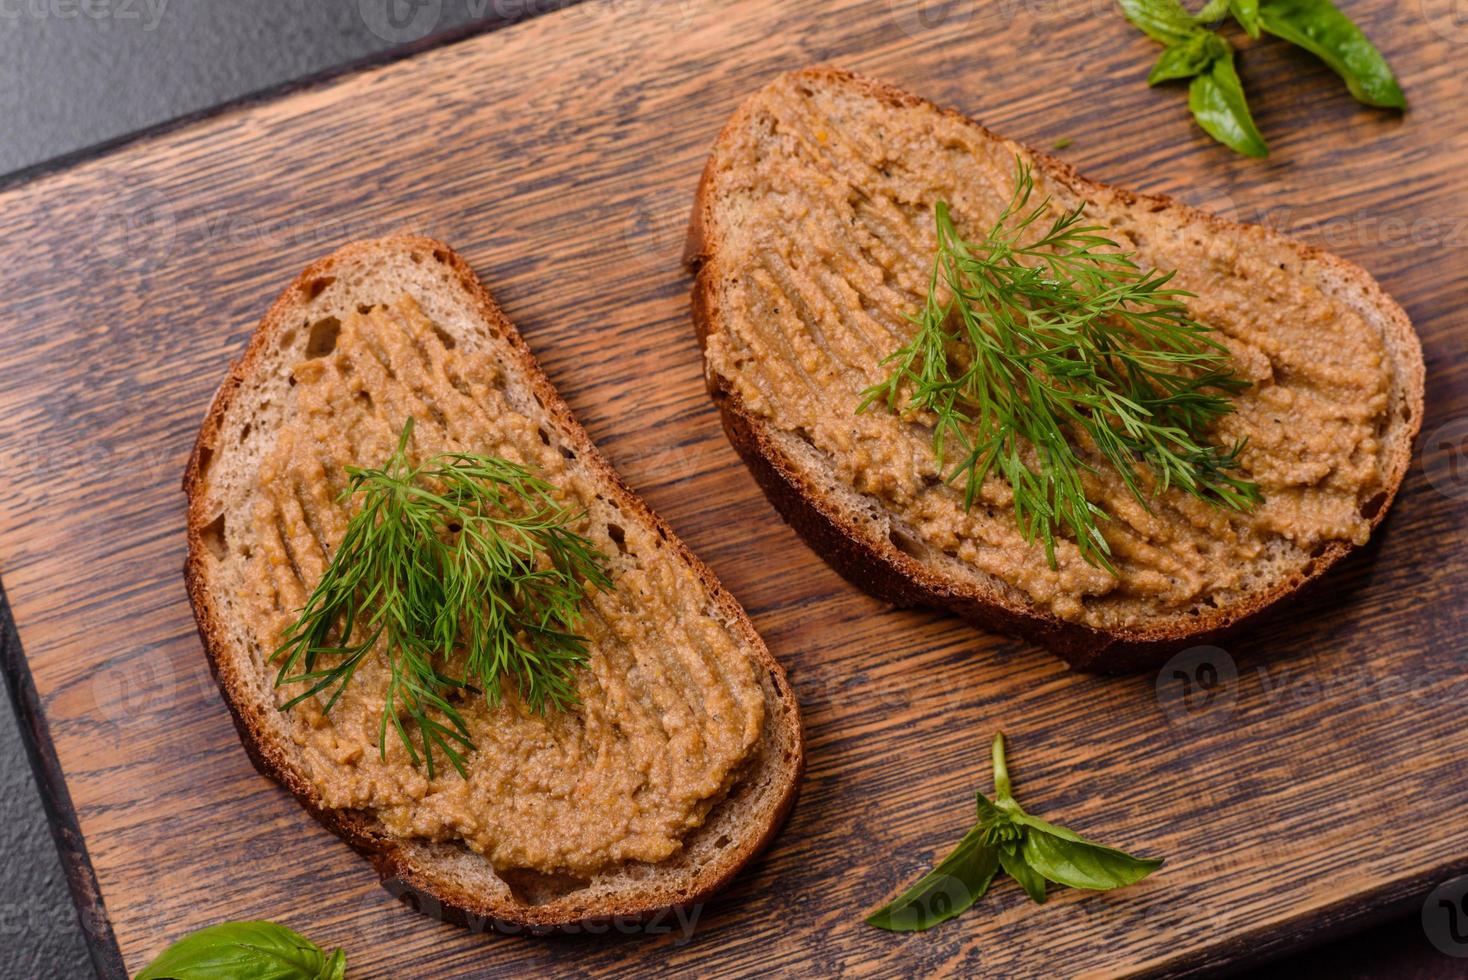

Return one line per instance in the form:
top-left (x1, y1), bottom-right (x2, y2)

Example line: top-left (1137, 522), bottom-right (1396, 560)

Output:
top-left (184, 236), bottom-right (803, 928)
top-left (685, 67), bottom-right (1425, 672)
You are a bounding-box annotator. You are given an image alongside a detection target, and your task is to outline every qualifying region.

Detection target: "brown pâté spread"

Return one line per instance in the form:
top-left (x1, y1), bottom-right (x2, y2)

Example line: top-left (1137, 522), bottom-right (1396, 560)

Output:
top-left (703, 79), bottom-right (1392, 629)
top-left (243, 296), bottom-right (764, 876)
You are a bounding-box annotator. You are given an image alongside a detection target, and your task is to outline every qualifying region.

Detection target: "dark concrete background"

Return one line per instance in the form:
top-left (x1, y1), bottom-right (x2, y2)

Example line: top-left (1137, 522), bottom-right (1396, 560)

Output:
top-left (0, 1), bottom-right (581, 177)
top-left (0, 677), bottom-right (94, 977)
top-left (0, 2), bottom-right (1464, 977)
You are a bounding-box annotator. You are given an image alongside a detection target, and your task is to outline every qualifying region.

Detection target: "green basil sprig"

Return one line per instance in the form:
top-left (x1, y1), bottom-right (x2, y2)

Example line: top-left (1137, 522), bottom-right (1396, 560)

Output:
top-left (867, 734), bottom-right (1163, 931)
top-left (1147, 29), bottom-right (1215, 82)
top-left (1214, 0), bottom-right (1263, 37)
top-left (1187, 35), bottom-right (1269, 157)
top-left (1118, 0), bottom-right (1199, 42)
top-left (1118, 0), bottom-right (1405, 157)
top-left (135, 921), bottom-right (346, 980)
top-left (1256, 0), bottom-right (1405, 108)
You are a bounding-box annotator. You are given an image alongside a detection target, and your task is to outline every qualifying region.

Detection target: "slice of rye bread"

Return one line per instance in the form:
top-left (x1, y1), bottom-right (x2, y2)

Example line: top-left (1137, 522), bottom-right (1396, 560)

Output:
top-left (685, 68), bottom-right (1425, 672)
top-left (184, 236), bottom-right (803, 929)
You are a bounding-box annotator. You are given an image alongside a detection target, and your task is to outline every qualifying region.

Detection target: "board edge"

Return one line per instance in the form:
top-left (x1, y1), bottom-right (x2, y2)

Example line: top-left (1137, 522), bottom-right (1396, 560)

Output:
top-left (0, 577), bottom-right (127, 980)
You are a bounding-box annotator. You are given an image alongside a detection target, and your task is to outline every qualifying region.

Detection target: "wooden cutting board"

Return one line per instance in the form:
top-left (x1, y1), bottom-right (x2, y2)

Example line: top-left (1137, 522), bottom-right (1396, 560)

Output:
top-left (1, 1), bottom-right (1464, 976)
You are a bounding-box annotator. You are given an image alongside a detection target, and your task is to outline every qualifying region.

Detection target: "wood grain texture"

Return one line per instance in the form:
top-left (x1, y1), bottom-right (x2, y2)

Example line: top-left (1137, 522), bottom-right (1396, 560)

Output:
top-left (0, 1), bottom-right (1464, 976)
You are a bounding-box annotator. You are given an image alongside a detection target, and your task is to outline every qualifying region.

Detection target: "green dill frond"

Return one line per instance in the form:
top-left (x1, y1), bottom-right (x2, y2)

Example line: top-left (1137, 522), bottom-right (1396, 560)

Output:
top-left (271, 417), bottom-right (612, 778)
top-left (860, 158), bottom-right (1260, 572)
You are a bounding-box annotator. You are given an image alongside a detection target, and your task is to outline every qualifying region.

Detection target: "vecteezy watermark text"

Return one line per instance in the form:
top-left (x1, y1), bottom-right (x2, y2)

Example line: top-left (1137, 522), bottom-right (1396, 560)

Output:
top-left (384, 878), bottom-right (704, 943)
top-left (0, 0), bottom-right (168, 30)
top-left (1157, 645), bottom-right (1468, 729)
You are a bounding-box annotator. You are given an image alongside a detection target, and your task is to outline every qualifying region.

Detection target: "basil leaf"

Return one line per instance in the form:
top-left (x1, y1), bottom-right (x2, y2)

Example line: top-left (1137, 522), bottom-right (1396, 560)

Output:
top-left (866, 825), bottom-right (1001, 931)
top-left (1258, 0), bottom-right (1405, 109)
top-left (1187, 40), bottom-right (1269, 157)
top-left (976, 789), bottom-right (1005, 826)
top-left (135, 921), bottom-right (345, 980)
top-left (1196, 0), bottom-right (1231, 20)
top-left (321, 950), bottom-right (347, 980)
top-left (1148, 32), bottom-right (1213, 84)
top-left (997, 841), bottom-right (1049, 904)
top-left (868, 733), bottom-right (1168, 931)
top-left (1230, 0), bottom-right (1262, 36)
top-left (1116, 0), bottom-right (1198, 44)
top-left (1015, 814), bottom-right (1164, 891)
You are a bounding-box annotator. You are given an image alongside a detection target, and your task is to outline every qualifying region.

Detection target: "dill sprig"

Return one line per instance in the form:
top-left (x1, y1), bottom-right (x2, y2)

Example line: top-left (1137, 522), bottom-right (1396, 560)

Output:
top-left (272, 417), bottom-right (612, 777)
top-left (859, 159), bottom-right (1260, 572)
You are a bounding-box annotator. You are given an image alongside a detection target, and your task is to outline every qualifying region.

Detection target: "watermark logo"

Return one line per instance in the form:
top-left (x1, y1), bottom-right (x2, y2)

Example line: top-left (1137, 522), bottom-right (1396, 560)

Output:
top-left (90, 648), bottom-right (178, 729)
top-left (1423, 875), bottom-right (1468, 957)
top-left (380, 878), bottom-right (703, 942)
top-left (992, 0), bottom-right (1111, 24)
top-left (868, 871), bottom-right (976, 929)
top-left (1154, 646), bottom-right (1467, 729)
top-left (1269, 209), bottom-right (1468, 251)
top-left (564, 0), bottom-right (699, 26)
top-left (888, 0), bottom-right (977, 38)
top-left (1155, 645), bottom-right (1239, 728)
top-left (621, 190), bottom-right (688, 273)
top-left (358, 0), bottom-right (443, 42)
top-left (1175, 182), bottom-right (1240, 223)
top-left (80, 184), bottom-right (364, 277)
top-left (1423, 417), bottom-right (1468, 502)
top-left (1169, 190), bottom-right (1468, 253)
top-left (87, 183), bottom-right (178, 269)
top-left (621, 438), bottom-right (704, 491)
top-left (0, 0), bottom-right (170, 30)
top-left (1129, 178), bottom-right (1468, 253)
top-left (1420, 0), bottom-right (1468, 43)
top-left (806, 663), bottom-right (916, 717)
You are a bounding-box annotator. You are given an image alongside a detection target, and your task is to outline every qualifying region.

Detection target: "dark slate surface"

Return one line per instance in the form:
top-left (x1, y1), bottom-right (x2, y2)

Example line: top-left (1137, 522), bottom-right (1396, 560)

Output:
top-left (0, 2), bottom-right (1464, 977)
top-left (0, 676), bottom-right (94, 978)
top-left (0, 0), bottom-right (565, 176)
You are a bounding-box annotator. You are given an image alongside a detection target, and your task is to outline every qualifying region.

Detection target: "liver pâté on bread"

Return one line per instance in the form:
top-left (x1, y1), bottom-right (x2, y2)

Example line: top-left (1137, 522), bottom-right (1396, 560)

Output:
top-left (686, 68), bottom-right (1424, 671)
top-left (185, 236), bottom-right (803, 928)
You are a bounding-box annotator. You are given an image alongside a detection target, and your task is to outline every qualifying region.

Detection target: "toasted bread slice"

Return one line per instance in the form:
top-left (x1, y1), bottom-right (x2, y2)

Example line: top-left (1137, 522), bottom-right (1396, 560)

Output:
top-left (184, 237), bottom-right (802, 928)
top-left (687, 68), bottom-right (1424, 671)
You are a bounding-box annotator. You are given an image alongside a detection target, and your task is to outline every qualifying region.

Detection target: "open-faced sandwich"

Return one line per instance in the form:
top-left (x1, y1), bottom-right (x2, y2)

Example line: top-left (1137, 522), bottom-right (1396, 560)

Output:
top-left (687, 68), bottom-right (1424, 670)
top-left (185, 237), bottom-right (802, 928)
